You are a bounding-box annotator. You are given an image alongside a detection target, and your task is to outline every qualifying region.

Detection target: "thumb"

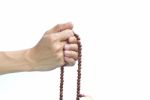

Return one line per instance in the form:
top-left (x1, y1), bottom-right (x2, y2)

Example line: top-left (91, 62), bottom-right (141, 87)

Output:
top-left (57, 29), bottom-right (74, 41)
top-left (52, 22), bottom-right (73, 33)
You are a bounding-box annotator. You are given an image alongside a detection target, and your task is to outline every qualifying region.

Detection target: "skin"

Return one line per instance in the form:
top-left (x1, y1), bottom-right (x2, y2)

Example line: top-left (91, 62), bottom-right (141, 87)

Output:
top-left (0, 22), bottom-right (93, 100)
top-left (0, 22), bottom-right (78, 74)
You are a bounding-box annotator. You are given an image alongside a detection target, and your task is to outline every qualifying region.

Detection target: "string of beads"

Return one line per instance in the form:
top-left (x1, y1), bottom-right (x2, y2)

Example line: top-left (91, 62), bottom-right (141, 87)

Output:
top-left (59, 33), bottom-right (84, 100)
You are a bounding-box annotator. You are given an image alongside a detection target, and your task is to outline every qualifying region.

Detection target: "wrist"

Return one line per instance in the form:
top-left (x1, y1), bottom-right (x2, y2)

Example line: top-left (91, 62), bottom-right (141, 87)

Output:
top-left (25, 48), bottom-right (38, 71)
top-left (0, 49), bottom-right (34, 74)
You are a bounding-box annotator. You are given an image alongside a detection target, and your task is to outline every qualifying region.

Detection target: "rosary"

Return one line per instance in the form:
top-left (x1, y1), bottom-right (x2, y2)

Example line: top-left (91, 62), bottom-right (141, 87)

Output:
top-left (59, 33), bottom-right (85, 100)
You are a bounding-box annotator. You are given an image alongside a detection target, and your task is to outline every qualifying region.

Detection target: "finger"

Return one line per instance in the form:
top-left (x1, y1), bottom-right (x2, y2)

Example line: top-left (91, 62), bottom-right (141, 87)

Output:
top-left (64, 44), bottom-right (78, 51)
top-left (64, 57), bottom-right (76, 66)
top-left (58, 29), bottom-right (74, 41)
top-left (52, 22), bottom-right (73, 32)
top-left (58, 41), bottom-right (68, 53)
top-left (68, 36), bottom-right (78, 43)
top-left (64, 50), bottom-right (78, 60)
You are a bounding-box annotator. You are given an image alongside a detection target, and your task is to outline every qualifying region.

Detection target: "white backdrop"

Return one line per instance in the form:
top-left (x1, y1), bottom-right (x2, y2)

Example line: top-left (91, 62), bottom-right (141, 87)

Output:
top-left (0, 0), bottom-right (150, 100)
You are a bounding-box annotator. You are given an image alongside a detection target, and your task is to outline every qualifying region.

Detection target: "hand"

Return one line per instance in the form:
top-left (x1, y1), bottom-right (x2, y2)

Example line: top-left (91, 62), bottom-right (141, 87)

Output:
top-left (27, 22), bottom-right (78, 71)
top-left (64, 35), bottom-right (78, 66)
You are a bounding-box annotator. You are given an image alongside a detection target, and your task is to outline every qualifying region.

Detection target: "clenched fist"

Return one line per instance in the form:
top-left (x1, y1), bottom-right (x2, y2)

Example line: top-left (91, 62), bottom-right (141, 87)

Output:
top-left (0, 22), bottom-right (78, 74)
top-left (27, 22), bottom-right (79, 71)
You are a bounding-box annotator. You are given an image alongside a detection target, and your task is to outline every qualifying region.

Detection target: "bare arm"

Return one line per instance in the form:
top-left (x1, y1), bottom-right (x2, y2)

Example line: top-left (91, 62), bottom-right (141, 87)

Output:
top-left (0, 49), bottom-right (32, 74)
top-left (0, 22), bottom-right (78, 75)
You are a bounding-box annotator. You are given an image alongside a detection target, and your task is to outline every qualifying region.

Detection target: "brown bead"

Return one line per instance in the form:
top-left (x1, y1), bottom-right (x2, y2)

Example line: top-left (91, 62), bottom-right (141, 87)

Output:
top-left (59, 32), bottom-right (84, 100)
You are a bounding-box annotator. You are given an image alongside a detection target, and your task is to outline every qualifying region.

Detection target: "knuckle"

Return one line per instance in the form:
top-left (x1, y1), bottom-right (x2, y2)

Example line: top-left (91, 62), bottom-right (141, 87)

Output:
top-left (48, 34), bottom-right (57, 42)
top-left (56, 24), bottom-right (61, 31)
top-left (73, 44), bottom-right (78, 48)
top-left (75, 52), bottom-right (78, 59)
top-left (68, 30), bottom-right (74, 34)
top-left (65, 30), bottom-right (74, 35)
top-left (68, 29), bottom-right (73, 33)
top-left (74, 36), bottom-right (77, 40)
top-left (73, 52), bottom-right (78, 60)
top-left (53, 44), bottom-right (62, 52)
top-left (66, 44), bottom-right (78, 51)
top-left (72, 51), bottom-right (77, 55)
top-left (75, 46), bottom-right (78, 50)
top-left (72, 36), bottom-right (77, 41)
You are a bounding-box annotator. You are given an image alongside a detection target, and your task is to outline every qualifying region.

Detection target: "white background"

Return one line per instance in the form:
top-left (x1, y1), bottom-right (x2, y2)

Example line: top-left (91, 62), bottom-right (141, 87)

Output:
top-left (0, 0), bottom-right (150, 100)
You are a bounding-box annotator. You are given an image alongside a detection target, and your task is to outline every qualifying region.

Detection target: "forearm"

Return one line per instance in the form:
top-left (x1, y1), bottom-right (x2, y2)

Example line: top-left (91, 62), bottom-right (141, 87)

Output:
top-left (0, 49), bottom-right (32, 74)
top-left (0, 23), bottom-right (78, 74)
